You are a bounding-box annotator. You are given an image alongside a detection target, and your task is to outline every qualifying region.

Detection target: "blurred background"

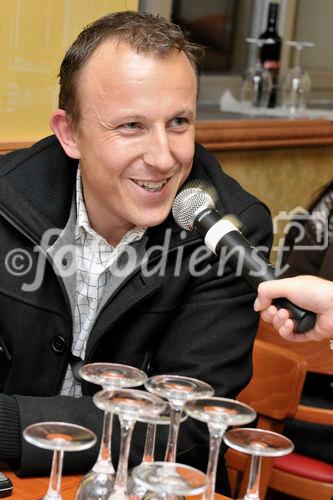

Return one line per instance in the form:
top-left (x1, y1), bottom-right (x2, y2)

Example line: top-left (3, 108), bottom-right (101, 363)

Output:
top-left (1, 0), bottom-right (332, 140)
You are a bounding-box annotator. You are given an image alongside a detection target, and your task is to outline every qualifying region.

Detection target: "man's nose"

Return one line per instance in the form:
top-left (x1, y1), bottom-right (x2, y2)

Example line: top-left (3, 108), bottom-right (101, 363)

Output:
top-left (143, 129), bottom-right (175, 172)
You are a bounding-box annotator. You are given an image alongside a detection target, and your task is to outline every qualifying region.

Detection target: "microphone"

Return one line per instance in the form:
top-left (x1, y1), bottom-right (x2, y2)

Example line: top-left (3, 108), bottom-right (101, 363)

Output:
top-left (172, 180), bottom-right (316, 334)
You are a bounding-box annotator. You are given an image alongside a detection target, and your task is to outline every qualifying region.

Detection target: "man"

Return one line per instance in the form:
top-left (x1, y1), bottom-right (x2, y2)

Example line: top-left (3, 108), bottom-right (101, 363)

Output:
top-left (0, 11), bottom-right (272, 486)
top-left (255, 276), bottom-right (333, 341)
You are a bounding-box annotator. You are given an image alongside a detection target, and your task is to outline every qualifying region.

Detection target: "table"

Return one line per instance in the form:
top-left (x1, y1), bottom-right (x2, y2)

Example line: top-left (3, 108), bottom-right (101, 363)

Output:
top-left (4, 469), bottom-right (79, 499)
top-left (4, 468), bottom-right (232, 499)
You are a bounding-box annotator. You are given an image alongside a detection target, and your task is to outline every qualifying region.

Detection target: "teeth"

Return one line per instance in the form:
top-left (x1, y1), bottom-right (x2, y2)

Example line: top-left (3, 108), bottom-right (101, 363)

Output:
top-left (134, 179), bottom-right (168, 192)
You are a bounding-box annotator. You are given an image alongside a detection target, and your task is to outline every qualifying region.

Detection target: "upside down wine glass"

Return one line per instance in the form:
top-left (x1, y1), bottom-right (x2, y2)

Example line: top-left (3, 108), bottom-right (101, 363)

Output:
top-left (282, 41), bottom-right (314, 118)
top-left (94, 388), bottom-right (166, 500)
top-left (23, 422), bottom-right (96, 500)
top-left (184, 397), bottom-right (256, 500)
top-left (145, 375), bottom-right (214, 463)
top-left (223, 428), bottom-right (294, 499)
top-left (75, 363), bottom-right (147, 500)
top-left (128, 403), bottom-right (188, 497)
top-left (241, 38), bottom-right (274, 111)
top-left (132, 461), bottom-right (208, 500)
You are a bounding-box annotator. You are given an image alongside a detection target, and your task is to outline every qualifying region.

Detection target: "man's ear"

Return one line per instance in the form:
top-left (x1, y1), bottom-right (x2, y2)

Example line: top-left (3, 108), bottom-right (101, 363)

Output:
top-left (50, 109), bottom-right (80, 159)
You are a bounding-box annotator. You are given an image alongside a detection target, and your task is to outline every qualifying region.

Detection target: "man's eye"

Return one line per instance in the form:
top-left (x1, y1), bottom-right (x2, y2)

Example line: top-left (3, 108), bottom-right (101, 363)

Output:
top-left (122, 122), bottom-right (140, 130)
top-left (172, 117), bottom-right (189, 126)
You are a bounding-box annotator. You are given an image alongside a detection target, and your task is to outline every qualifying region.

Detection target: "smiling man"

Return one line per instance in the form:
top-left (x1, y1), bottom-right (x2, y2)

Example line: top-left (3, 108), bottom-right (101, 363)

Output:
top-left (0, 11), bottom-right (272, 491)
top-left (51, 38), bottom-right (197, 246)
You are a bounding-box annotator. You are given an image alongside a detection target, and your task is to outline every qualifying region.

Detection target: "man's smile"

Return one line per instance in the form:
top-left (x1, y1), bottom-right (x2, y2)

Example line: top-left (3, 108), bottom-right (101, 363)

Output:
top-left (131, 178), bottom-right (171, 192)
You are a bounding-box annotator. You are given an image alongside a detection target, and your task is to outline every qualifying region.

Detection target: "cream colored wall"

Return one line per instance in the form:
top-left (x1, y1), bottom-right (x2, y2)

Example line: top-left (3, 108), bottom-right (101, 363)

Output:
top-left (0, 0), bottom-right (138, 142)
top-left (216, 146), bottom-right (333, 258)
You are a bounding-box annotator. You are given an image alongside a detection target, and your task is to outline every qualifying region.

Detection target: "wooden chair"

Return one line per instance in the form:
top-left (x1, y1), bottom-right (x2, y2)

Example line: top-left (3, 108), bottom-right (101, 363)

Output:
top-left (257, 320), bottom-right (333, 500)
top-left (224, 338), bottom-right (307, 499)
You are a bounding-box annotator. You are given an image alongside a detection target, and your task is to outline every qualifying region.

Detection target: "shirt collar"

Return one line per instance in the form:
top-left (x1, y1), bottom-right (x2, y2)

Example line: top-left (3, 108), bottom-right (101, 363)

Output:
top-left (75, 165), bottom-right (146, 248)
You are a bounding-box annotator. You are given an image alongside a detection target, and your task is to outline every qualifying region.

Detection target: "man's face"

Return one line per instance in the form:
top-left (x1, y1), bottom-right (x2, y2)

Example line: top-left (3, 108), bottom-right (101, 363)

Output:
top-left (70, 40), bottom-right (197, 243)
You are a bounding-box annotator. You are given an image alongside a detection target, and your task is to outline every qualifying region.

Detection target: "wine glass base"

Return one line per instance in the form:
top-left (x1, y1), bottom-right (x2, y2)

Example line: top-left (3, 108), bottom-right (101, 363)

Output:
top-left (42, 494), bottom-right (62, 500)
top-left (127, 470), bottom-right (147, 497)
top-left (236, 495), bottom-right (259, 500)
top-left (132, 462), bottom-right (207, 497)
top-left (107, 492), bottom-right (129, 500)
top-left (75, 470), bottom-right (115, 500)
top-left (223, 428), bottom-right (294, 457)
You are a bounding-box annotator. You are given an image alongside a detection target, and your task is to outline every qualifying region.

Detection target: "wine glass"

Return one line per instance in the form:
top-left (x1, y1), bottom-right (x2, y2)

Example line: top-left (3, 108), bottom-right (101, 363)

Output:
top-left (75, 363), bottom-right (147, 500)
top-left (241, 38), bottom-right (274, 111)
top-left (23, 422), bottom-right (96, 500)
top-left (184, 397), bottom-right (256, 500)
top-left (128, 403), bottom-right (188, 496)
top-left (94, 388), bottom-right (166, 499)
top-left (223, 428), bottom-right (294, 499)
top-left (145, 375), bottom-right (213, 462)
top-left (132, 461), bottom-right (208, 499)
top-left (282, 41), bottom-right (314, 117)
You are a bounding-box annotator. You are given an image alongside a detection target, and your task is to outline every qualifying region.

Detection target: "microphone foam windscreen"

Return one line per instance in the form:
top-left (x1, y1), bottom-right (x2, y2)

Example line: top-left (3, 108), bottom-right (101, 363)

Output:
top-left (172, 180), bottom-right (217, 231)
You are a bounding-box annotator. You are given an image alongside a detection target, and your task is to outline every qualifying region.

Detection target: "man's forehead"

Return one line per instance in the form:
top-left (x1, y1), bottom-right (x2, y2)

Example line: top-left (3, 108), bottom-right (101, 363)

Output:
top-left (82, 37), bottom-right (196, 79)
top-left (73, 38), bottom-right (198, 123)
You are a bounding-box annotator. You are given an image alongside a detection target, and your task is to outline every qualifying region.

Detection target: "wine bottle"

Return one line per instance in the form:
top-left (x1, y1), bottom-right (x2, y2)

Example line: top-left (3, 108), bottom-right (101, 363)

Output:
top-left (259, 2), bottom-right (282, 107)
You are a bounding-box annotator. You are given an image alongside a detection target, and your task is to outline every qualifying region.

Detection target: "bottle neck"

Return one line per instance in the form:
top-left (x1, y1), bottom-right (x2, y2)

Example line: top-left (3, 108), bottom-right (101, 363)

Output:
top-left (266, 3), bottom-right (279, 31)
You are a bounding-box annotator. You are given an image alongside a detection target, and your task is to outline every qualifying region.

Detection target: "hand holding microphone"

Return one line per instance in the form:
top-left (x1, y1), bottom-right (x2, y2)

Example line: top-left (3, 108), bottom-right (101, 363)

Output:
top-left (172, 180), bottom-right (316, 334)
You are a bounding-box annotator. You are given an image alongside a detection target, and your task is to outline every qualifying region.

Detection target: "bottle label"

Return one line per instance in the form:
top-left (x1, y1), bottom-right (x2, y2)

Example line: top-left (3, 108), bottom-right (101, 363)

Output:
top-left (263, 60), bottom-right (280, 69)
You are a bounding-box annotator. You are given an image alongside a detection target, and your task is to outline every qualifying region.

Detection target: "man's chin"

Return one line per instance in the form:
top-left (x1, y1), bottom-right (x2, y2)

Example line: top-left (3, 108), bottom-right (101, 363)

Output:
top-left (137, 211), bottom-right (172, 229)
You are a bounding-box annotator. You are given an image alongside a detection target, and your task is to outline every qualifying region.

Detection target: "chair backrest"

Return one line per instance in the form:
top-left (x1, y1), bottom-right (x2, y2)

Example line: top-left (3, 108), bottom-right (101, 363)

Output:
top-left (257, 319), bottom-right (333, 426)
top-left (257, 321), bottom-right (333, 499)
top-left (238, 338), bottom-right (307, 427)
top-left (257, 318), bottom-right (333, 375)
top-left (225, 338), bottom-right (307, 498)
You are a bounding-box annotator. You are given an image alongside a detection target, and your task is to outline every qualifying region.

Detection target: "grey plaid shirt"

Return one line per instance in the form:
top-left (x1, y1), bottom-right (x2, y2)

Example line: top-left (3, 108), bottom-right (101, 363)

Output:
top-left (49, 167), bottom-right (147, 396)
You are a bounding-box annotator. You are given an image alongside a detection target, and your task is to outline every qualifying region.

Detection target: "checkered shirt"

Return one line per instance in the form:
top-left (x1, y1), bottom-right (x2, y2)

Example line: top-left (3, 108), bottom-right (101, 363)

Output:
top-left (59, 167), bottom-right (146, 396)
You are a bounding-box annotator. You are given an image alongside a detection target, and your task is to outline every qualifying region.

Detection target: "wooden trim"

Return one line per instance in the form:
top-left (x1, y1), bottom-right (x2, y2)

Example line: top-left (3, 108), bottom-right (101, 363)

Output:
top-left (1, 119), bottom-right (333, 154)
top-left (195, 118), bottom-right (333, 151)
top-left (295, 404), bottom-right (333, 426)
top-left (0, 141), bottom-right (35, 155)
top-left (270, 467), bottom-right (333, 499)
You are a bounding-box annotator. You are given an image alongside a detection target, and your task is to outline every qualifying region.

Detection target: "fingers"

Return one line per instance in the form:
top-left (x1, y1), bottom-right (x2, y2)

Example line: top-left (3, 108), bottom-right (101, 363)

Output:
top-left (254, 293), bottom-right (272, 311)
top-left (254, 280), bottom-right (293, 311)
top-left (260, 305), bottom-right (291, 328)
top-left (257, 280), bottom-right (290, 303)
top-left (272, 308), bottom-right (290, 330)
top-left (260, 305), bottom-right (278, 322)
top-left (278, 319), bottom-right (298, 340)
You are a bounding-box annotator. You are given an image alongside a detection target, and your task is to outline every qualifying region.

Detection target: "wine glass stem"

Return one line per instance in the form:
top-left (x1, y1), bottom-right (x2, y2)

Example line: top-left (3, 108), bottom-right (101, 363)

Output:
top-left (244, 455), bottom-right (261, 500)
top-left (206, 425), bottom-right (225, 500)
top-left (142, 423), bottom-right (156, 463)
top-left (294, 47), bottom-right (302, 68)
top-left (93, 411), bottom-right (115, 474)
top-left (112, 418), bottom-right (134, 495)
top-left (255, 44), bottom-right (261, 67)
top-left (164, 405), bottom-right (182, 462)
top-left (45, 449), bottom-right (64, 499)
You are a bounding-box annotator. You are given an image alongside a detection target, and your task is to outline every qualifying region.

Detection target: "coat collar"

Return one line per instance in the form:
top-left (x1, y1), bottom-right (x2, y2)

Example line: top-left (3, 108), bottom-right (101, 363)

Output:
top-left (0, 136), bottom-right (217, 251)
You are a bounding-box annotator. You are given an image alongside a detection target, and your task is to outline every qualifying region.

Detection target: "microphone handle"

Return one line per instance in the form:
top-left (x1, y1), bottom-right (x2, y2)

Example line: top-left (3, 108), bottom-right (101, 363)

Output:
top-left (193, 211), bottom-right (316, 334)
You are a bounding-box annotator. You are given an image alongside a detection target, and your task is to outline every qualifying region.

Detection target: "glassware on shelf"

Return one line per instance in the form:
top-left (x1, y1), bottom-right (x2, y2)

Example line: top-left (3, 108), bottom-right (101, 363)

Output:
top-left (223, 428), bottom-right (294, 500)
top-left (23, 422), bottom-right (96, 500)
top-left (128, 403), bottom-right (188, 497)
top-left (241, 38), bottom-right (274, 111)
top-left (184, 397), bottom-right (256, 500)
top-left (75, 363), bottom-right (147, 500)
top-left (145, 374), bottom-right (214, 462)
top-left (282, 41), bottom-right (314, 118)
top-left (94, 388), bottom-right (166, 500)
top-left (132, 461), bottom-right (208, 499)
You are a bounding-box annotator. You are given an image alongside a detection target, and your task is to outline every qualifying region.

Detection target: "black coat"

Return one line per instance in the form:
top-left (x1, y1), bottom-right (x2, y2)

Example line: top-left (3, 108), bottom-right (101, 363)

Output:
top-left (0, 136), bottom-right (272, 487)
